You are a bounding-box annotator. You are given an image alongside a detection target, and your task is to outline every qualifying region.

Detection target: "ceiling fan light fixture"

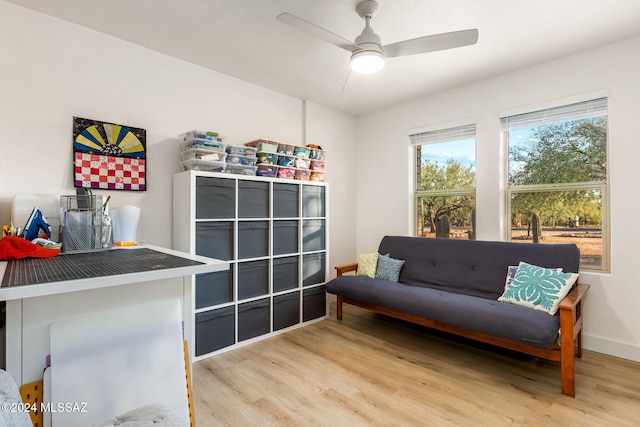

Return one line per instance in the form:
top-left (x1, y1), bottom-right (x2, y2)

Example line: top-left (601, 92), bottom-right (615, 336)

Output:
top-left (350, 49), bottom-right (385, 74)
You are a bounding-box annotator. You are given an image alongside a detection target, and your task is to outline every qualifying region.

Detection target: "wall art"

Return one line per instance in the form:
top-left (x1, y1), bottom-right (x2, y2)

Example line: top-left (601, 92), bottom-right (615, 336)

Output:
top-left (73, 116), bottom-right (147, 191)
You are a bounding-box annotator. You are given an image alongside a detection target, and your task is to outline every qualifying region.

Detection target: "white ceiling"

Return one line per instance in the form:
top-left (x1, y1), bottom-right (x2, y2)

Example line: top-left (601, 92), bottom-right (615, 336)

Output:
top-left (7, 0), bottom-right (640, 116)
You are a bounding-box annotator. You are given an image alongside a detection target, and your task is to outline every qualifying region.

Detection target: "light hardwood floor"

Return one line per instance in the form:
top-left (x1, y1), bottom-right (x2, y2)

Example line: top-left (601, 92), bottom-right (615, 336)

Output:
top-left (193, 301), bottom-right (640, 426)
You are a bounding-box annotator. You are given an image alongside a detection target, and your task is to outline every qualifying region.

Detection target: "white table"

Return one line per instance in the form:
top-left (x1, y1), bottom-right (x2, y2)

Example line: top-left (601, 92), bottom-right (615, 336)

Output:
top-left (0, 245), bottom-right (228, 385)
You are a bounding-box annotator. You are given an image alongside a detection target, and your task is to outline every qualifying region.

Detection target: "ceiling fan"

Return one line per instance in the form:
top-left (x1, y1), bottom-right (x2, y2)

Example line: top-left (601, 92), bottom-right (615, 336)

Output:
top-left (277, 0), bottom-right (479, 74)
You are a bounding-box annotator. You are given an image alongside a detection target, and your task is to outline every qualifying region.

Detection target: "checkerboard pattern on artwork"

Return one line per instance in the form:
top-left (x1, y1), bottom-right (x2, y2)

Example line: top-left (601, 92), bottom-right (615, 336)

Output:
top-left (74, 152), bottom-right (146, 190)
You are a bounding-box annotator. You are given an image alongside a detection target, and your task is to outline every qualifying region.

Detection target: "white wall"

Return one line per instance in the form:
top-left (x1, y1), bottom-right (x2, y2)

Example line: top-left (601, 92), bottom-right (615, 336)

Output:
top-left (355, 36), bottom-right (640, 361)
top-left (0, 0), bottom-right (357, 274)
top-left (305, 102), bottom-right (357, 275)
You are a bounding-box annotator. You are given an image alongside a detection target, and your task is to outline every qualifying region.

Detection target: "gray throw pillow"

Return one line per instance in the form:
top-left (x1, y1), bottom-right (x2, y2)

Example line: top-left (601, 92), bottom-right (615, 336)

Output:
top-left (375, 254), bottom-right (405, 282)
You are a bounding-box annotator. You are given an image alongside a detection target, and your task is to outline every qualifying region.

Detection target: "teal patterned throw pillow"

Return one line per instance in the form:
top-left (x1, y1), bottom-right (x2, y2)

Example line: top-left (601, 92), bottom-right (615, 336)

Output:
top-left (504, 265), bottom-right (562, 290)
top-left (498, 262), bottom-right (578, 315)
top-left (375, 254), bottom-right (405, 282)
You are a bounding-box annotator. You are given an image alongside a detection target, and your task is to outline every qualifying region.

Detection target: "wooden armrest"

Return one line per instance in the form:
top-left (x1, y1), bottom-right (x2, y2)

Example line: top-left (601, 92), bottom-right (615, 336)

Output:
top-left (558, 282), bottom-right (590, 310)
top-left (335, 263), bottom-right (358, 277)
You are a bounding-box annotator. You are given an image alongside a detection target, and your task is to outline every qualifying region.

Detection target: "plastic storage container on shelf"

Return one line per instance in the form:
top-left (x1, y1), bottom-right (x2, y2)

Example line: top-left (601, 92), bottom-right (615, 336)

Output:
top-left (277, 167), bottom-right (295, 179)
top-left (294, 158), bottom-right (310, 169)
top-left (278, 155), bottom-right (295, 167)
top-left (227, 154), bottom-right (257, 166)
top-left (294, 146), bottom-right (309, 159)
top-left (256, 152), bottom-right (278, 165)
top-left (181, 138), bottom-right (226, 153)
top-left (226, 164), bottom-right (257, 176)
top-left (180, 148), bottom-right (227, 163)
top-left (226, 145), bottom-right (258, 157)
top-left (277, 143), bottom-right (295, 155)
top-left (245, 139), bottom-right (279, 153)
top-left (310, 172), bottom-right (325, 182)
top-left (307, 148), bottom-right (325, 161)
top-left (256, 164), bottom-right (278, 177)
top-left (181, 129), bottom-right (221, 142)
top-left (182, 158), bottom-right (226, 172)
top-left (310, 160), bottom-right (325, 171)
top-left (295, 169), bottom-right (310, 181)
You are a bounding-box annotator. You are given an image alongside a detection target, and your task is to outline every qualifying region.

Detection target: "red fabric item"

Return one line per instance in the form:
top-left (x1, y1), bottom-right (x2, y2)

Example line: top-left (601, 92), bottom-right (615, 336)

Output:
top-left (0, 236), bottom-right (61, 260)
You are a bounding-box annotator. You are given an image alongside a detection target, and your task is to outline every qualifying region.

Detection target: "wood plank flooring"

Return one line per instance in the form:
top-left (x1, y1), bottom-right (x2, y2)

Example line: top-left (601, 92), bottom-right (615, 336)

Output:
top-left (193, 301), bottom-right (640, 426)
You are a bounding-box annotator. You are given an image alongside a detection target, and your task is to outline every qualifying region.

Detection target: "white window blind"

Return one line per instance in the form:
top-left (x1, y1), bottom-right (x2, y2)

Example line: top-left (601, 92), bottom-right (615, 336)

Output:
top-left (409, 123), bottom-right (476, 146)
top-left (501, 97), bottom-right (607, 132)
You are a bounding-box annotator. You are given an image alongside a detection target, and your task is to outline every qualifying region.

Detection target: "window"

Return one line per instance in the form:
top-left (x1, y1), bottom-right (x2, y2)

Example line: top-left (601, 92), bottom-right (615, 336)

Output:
top-left (411, 122), bottom-right (476, 239)
top-left (503, 97), bottom-right (608, 271)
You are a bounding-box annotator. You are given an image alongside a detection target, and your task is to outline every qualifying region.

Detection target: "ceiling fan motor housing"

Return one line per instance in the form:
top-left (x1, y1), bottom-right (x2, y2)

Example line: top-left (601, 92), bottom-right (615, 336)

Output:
top-left (354, 21), bottom-right (384, 56)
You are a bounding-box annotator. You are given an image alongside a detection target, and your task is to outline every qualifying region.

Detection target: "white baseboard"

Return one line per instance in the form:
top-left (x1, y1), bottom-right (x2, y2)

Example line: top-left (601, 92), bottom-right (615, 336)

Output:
top-left (584, 335), bottom-right (640, 362)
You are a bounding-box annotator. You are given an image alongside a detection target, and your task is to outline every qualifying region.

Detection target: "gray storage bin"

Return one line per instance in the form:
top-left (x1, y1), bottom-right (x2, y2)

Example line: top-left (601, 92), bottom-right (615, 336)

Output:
top-left (196, 221), bottom-right (233, 260)
top-left (273, 220), bottom-right (298, 255)
top-left (302, 185), bottom-right (325, 217)
top-left (238, 259), bottom-right (269, 300)
top-left (238, 221), bottom-right (269, 259)
top-left (238, 298), bottom-right (270, 341)
top-left (303, 219), bottom-right (325, 252)
top-left (273, 183), bottom-right (299, 218)
top-left (196, 270), bottom-right (233, 309)
top-left (273, 291), bottom-right (300, 331)
top-left (196, 177), bottom-right (235, 219)
top-left (303, 252), bottom-right (326, 286)
top-left (238, 180), bottom-right (269, 218)
top-left (273, 256), bottom-right (299, 292)
top-left (195, 306), bottom-right (235, 356)
top-left (303, 285), bottom-right (326, 322)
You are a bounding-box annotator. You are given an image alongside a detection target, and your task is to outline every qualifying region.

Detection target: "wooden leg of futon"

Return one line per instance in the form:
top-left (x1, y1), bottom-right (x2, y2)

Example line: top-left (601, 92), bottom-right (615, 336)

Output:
top-left (576, 301), bottom-right (583, 359)
top-left (577, 330), bottom-right (583, 359)
top-left (336, 295), bottom-right (343, 320)
top-left (559, 307), bottom-right (576, 397)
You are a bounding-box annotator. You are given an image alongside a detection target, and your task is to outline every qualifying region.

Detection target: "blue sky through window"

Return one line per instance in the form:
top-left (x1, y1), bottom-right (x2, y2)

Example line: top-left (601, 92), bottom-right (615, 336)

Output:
top-left (420, 138), bottom-right (476, 170)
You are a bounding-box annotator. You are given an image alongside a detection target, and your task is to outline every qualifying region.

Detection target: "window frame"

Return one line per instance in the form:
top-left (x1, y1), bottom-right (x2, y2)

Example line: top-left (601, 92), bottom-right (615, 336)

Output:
top-left (410, 121), bottom-right (477, 239)
top-left (502, 97), bottom-right (610, 272)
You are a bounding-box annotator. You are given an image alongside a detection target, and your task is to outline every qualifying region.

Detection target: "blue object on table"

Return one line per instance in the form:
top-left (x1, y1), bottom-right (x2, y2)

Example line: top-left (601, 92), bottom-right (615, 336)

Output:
top-left (23, 208), bottom-right (52, 241)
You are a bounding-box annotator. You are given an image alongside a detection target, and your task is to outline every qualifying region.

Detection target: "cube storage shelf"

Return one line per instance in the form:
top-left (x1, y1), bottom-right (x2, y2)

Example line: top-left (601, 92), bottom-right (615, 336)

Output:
top-left (173, 170), bottom-right (329, 360)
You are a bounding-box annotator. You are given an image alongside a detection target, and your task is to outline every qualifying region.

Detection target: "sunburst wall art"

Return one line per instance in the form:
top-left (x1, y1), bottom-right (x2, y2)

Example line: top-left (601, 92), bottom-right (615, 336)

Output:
top-left (73, 117), bottom-right (147, 191)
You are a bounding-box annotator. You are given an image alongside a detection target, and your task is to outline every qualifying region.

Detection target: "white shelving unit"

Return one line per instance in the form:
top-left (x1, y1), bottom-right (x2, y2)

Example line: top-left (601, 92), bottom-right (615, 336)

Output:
top-left (173, 170), bottom-right (329, 360)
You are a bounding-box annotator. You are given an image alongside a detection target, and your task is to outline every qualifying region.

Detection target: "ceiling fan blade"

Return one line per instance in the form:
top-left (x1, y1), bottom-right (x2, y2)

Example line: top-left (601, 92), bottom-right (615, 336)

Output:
top-left (277, 12), bottom-right (360, 53)
top-left (383, 29), bottom-right (479, 58)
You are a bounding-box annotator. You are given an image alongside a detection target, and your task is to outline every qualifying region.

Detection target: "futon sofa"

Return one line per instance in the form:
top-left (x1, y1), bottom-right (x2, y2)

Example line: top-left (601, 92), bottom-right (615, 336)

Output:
top-left (325, 236), bottom-right (589, 397)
